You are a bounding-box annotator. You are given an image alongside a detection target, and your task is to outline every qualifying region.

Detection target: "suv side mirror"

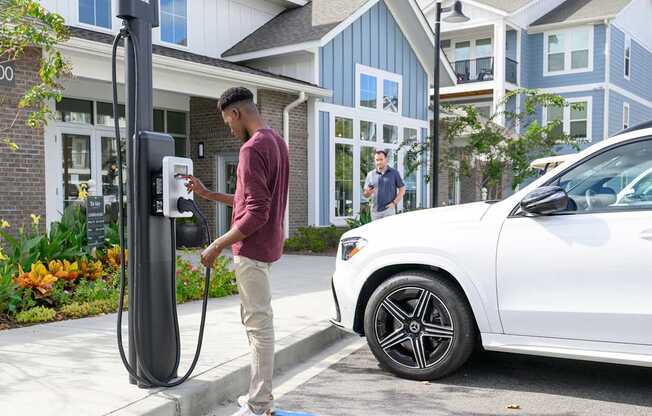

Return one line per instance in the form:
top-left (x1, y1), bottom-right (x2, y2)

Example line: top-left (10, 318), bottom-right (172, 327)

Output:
top-left (521, 186), bottom-right (569, 215)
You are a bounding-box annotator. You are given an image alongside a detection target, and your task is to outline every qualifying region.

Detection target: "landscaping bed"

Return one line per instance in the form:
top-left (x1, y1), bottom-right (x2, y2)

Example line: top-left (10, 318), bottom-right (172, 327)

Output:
top-left (0, 205), bottom-right (237, 330)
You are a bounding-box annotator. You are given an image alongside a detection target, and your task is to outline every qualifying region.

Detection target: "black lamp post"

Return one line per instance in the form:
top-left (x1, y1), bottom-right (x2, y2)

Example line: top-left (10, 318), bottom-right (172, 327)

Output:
top-left (431, 1), bottom-right (469, 208)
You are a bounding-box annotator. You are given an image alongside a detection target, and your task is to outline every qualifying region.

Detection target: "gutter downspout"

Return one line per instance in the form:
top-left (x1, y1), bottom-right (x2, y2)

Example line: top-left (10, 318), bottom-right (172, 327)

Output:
top-left (604, 19), bottom-right (611, 140)
top-left (283, 91), bottom-right (308, 239)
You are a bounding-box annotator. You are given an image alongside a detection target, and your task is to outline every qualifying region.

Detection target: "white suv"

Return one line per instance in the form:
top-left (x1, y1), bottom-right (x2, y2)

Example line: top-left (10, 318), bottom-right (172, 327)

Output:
top-left (331, 123), bottom-right (652, 380)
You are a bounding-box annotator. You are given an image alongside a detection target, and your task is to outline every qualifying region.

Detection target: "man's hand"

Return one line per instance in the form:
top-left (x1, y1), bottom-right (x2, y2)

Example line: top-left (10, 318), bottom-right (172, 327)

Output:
top-left (363, 186), bottom-right (375, 198)
top-left (181, 175), bottom-right (208, 198)
top-left (201, 241), bottom-right (223, 267)
top-left (385, 201), bottom-right (396, 210)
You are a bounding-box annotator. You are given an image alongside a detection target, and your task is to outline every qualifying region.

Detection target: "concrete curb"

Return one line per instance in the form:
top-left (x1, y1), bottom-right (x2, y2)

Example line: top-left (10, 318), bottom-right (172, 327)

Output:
top-left (110, 322), bottom-right (351, 416)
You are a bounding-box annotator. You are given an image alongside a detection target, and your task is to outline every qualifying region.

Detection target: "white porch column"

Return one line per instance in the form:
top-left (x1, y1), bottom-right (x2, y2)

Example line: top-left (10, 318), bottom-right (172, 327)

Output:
top-left (493, 20), bottom-right (507, 127)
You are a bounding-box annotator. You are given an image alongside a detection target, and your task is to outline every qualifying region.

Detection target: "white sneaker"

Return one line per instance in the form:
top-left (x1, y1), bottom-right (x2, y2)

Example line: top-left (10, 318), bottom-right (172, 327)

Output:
top-left (230, 404), bottom-right (272, 416)
top-left (237, 396), bottom-right (276, 414)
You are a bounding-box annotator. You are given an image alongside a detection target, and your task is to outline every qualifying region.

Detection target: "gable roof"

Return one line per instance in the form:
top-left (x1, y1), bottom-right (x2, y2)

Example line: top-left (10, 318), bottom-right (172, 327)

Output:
top-left (222, 2), bottom-right (343, 58)
top-left (531, 0), bottom-right (631, 27)
top-left (67, 26), bottom-right (328, 93)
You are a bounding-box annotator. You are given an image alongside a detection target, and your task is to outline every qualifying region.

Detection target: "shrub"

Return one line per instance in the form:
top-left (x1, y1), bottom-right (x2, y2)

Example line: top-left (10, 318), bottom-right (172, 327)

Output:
top-left (15, 306), bottom-right (56, 324)
top-left (209, 256), bottom-right (238, 298)
top-left (72, 278), bottom-right (117, 304)
top-left (60, 299), bottom-right (117, 319)
top-left (284, 226), bottom-right (345, 253)
top-left (346, 206), bottom-right (372, 230)
top-left (0, 263), bottom-right (20, 314)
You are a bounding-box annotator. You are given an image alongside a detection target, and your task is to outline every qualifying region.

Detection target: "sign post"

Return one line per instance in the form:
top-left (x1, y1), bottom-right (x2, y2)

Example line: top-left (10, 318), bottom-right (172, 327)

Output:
top-left (86, 196), bottom-right (105, 250)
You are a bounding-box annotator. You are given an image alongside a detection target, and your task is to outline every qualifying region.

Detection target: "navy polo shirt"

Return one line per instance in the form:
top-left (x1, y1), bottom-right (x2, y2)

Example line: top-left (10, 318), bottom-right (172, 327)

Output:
top-left (364, 166), bottom-right (405, 213)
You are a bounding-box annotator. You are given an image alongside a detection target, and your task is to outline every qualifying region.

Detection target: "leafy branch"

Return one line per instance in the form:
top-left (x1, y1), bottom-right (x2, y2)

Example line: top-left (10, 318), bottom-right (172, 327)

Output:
top-left (0, 0), bottom-right (71, 150)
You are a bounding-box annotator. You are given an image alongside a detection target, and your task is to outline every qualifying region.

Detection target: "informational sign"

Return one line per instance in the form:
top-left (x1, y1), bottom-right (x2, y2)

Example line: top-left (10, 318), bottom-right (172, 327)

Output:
top-left (86, 196), bottom-right (105, 250)
top-left (0, 61), bottom-right (16, 87)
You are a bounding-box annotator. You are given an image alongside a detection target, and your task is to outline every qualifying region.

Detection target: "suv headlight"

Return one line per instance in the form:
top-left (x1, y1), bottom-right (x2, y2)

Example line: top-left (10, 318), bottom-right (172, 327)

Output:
top-left (341, 237), bottom-right (367, 261)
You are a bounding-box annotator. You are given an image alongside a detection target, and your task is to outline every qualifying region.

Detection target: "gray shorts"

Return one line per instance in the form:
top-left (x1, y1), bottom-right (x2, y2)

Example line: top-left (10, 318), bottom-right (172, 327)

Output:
top-left (371, 207), bottom-right (396, 221)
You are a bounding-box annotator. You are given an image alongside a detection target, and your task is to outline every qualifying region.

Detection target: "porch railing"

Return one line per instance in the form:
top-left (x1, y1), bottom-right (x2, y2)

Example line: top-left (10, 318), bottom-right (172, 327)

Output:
top-left (453, 57), bottom-right (494, 84)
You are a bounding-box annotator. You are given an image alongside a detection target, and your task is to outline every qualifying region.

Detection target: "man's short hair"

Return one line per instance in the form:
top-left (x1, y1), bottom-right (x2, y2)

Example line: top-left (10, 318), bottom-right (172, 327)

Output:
top-left (218, 87), bottom-right (255, 112)
top-left (375, 149), bottom-right (388, 157)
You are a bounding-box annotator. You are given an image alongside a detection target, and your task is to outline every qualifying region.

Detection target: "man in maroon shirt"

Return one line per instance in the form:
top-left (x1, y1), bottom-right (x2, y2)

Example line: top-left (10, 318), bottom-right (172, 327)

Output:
top-left (183, 87), bottom-right (289, 416)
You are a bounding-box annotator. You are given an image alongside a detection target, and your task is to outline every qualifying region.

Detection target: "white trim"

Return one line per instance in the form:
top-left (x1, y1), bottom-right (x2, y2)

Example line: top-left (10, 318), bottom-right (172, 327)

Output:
top-left (624, 34), bottom-right (632, 81)
top-left (539, 83), bottom-right (605, 94)
top-left (604, 21), bottom-right (611, 140)
top-left (223, 41), bottom-right (321, 62)
top-left (355, 64), bottom-right (403, 115)
top-left (543, 25), bottom-right (594, 77)
top-left (610, 83), bottom-right (652, 109)
top-left (543, 96), bottom-right (593, 143)
top-left (623, 102), bottom-right (630, 130)
top-left (529, 16), bottom-right (617, 33)
top-left (58, 38), bottom-right (331, 98)
top-left (439, 80), bottom-right (496, 96)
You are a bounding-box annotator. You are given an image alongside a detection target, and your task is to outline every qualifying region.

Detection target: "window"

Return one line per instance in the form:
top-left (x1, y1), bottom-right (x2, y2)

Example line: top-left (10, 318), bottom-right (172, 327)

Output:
top-left (448, 161), bottom-right (461, 205)
top-left (360, 121), bottom-right (376, 142)
top-left (56, 98), bottom-right (93, 124)
top-left (552, 139), bottom-right (652, 212)
top-left (357, 65), bottom-right (402, 113)
top-left (161, 0), bottom-right (188, 46)
top-left (383, 80), bottom-right (399, 113)
top-left (62, 134), bottom-right (91, 207)
top-left (359, 146), bottom-right (375, 209)
top-left (544, 99), bottom-right (591, 142)
top-left (624, 35), bottom-right (631, 80)
top-left (623, 103), bottom-right (630, 130)
top-left (335, 117), bottom-right (353, 139)
top-left (545, 27), bottom-right (592, 75)
top-left (475, 38), bottom-right (492, 58)
top-left (403, 128), bottom-right (419, 211)
top-left (360, 74), bottom-right (377, 109)
top-left (383, 124), bottom-right (398, 144)
top-left (151, 109), bottom-right (188, 157)
top-left (335, 144), bottom-right (353, 217)
top-left (79, 0), bottom-right (111, 29)
top-left (97, 102), bottom-right (126, 127)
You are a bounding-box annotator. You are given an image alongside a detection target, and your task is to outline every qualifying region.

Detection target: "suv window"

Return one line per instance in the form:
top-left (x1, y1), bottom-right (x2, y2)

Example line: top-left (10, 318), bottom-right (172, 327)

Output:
top-left (551, 139), bottom-right (652, 212)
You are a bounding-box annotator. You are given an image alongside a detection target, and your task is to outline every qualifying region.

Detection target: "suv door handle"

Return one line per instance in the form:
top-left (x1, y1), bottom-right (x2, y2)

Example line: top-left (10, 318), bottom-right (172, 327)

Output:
top-left (641, 229), bottom-right (652, 241)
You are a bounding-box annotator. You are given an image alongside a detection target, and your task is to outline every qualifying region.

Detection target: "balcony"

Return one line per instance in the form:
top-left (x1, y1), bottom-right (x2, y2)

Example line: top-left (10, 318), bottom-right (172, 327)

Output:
top-left (452, 57), bottom-right (494, 84)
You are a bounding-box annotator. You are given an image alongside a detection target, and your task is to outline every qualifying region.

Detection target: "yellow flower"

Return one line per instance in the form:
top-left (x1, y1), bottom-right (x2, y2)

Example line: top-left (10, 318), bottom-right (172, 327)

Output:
top-left (0, 220), bottom-right (9, 229)
top-left (78, 184), bottom-right (89, 201)
top-left (31, 214), bottom-right (41, 225)
top-left (0, 248), bottom-right (8, 262)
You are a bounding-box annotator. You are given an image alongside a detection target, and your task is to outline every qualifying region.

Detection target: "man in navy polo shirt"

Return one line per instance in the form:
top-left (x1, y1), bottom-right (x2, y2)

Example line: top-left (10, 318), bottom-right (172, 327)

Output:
top-left (363, 149), bottom-right (406, 221)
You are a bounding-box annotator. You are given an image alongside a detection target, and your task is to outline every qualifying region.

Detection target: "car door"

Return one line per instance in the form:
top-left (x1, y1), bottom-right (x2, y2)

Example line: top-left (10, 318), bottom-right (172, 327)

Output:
top-left (497, 137), bottom-right (652, 345)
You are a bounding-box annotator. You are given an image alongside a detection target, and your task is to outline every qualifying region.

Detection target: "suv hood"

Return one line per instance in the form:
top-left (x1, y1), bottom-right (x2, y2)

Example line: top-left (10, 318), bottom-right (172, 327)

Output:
top-left (344, 202), bottom-right (493, 239)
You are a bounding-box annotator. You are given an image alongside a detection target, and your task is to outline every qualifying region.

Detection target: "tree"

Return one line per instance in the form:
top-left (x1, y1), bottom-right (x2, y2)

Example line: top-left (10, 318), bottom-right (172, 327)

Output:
top-left (403, 88), bottom-right (582, 200)
top-left (0, 0), bottom-right (70, 151)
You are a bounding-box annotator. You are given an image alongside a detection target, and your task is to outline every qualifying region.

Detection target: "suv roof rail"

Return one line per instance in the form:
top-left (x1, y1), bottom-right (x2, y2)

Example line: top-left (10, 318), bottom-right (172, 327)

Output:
top-left (615, 120), bottom-right (652, 135)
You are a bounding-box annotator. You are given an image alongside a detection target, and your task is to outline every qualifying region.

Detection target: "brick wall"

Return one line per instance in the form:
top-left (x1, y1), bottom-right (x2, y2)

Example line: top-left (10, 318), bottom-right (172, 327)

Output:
top-left (188, 90), bottom-right (309, 237)
top-left (0, 48), bottom-right (46, 237)
top-left (257, 90), bottom-right (308, 234)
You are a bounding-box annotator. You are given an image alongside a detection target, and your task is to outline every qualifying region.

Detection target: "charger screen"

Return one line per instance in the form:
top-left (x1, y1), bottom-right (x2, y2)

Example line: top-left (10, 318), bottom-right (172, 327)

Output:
top-left (174, 165), bottom-right (188, 176)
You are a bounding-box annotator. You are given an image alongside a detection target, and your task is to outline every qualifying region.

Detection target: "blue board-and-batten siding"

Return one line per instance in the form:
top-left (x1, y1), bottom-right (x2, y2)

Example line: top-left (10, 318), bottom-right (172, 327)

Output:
top-left (610, 25), bottom-right (652, 104)
top-left (319, 111), bottom-right (330, 226)
top-left (320, 0), bottom-right (429, 121)
top-left (609, 90), bottom-right (652, 137)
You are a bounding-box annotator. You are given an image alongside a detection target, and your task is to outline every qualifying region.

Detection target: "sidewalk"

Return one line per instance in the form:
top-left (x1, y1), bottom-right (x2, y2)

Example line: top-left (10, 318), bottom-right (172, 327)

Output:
top-left (0, 254), bottom-right (343, 416)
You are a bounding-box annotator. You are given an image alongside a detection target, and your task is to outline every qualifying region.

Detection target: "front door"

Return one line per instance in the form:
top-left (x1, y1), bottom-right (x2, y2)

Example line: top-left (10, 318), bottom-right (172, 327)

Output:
top-left (497, 138), bottom-right (652, 345)
top-left (217, 153), bottom-right (238, 236)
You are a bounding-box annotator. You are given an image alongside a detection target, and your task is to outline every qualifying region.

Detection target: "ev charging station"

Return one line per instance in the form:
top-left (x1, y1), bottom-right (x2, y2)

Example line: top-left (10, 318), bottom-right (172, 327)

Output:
top-left (112, 0), bottom-right (212, 388)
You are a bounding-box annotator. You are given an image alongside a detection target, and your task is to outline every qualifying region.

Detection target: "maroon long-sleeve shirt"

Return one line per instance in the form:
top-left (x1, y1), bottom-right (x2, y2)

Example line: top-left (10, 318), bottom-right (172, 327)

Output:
top-left (231, 128), bottom-right (289, 263)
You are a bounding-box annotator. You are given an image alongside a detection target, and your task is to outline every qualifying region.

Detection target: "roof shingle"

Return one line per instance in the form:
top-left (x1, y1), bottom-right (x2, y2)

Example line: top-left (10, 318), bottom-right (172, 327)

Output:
top-left (532, 0), bottom-right (631, 27)
top-left (222, 2), bottom-right (342, 58)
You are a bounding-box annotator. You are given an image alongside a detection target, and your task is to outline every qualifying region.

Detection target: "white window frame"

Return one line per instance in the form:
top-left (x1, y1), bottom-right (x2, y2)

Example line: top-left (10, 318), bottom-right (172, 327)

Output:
top-left (543, 26), bottom-right (594, 76)
top-left (322, 102), bottom-right (428, 226)
top-left (623, 102), bottom-right (630, 129)
top-left (355, 64), bottom-right (403, 115)
top-left (77, 0), bottom-right (113, 32)
top-left (624, 34), bottom-right (632, 81)
top-left (543, 96), bottom-right (593, 143)
top-left (159, 0), bottom-right (190, 49)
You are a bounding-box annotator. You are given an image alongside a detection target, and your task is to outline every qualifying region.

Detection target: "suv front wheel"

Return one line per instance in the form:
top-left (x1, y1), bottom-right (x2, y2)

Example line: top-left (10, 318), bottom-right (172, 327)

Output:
top-left (364, 271), bottom-right (476, 380)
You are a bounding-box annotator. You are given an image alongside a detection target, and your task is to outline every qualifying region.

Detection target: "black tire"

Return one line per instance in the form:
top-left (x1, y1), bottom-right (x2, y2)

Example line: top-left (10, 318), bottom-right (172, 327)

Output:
top-left (364, 271), bottom-right (476, 381)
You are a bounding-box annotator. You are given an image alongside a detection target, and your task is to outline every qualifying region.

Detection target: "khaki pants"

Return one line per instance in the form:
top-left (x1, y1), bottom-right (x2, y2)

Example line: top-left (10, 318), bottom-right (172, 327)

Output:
top-left (371, 207), bottom-right (396, 221)
top-left (234, 255), bottom-right (275, 415)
